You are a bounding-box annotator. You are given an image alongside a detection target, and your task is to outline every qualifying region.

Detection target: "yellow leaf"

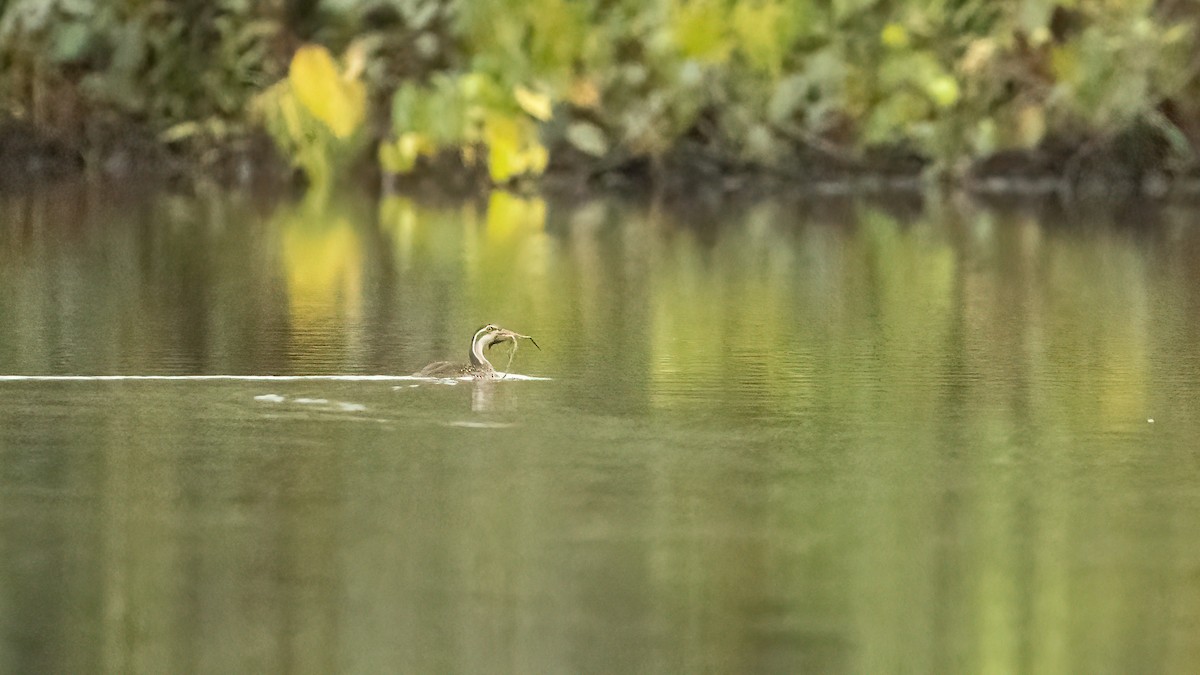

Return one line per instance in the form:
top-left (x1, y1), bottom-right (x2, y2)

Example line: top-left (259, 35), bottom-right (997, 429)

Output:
top-left (881, 23), bottom-right (909, 49)
top-left (526, 142), bottom-right (548, 175)
top-left (673, 0), bottom-right (731, 63)
top-left (280, 93), bottom-right (306, 144)
top-left (732, 1), bottom-right (788, 74)
top-left (485, 114), bottom-right (522, 182)
top-left (379, 132), bottom-right (430, 174)
top-left (289, 44), bottom-right (366, 139)
top-left (483, 113), bottom-right (548, 183)
top-left (514, 84), bottom-right (553, 121)
top-left (926, 75), bottom-right (959, 108)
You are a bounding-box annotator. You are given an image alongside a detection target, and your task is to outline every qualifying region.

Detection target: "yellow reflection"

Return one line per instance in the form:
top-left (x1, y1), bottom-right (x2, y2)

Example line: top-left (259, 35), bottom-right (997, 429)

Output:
top-left (279, 208), bottom-right (363, 325)
top-left (379, 195), bottom-right (418, 269)
top-left (465, 191), bottom-right (549, 310)
top-left (380, 190), bottom-right (550, 297)
top-left (485, 190), bottom-right (546, 241)
top-left (375, 191), bottom-right (565, 376)
top-left (649, 228), bottom-right (712, 386)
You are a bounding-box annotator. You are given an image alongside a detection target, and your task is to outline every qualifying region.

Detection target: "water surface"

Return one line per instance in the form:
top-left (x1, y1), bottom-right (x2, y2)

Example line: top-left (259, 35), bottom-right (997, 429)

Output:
top-left (1, 185), bottom-right (1199, 673)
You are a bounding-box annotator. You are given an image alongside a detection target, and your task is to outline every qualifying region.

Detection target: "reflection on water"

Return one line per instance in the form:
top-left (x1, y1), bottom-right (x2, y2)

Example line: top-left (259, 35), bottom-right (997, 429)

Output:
top-left (2, 183), bottom-right (1200, 672)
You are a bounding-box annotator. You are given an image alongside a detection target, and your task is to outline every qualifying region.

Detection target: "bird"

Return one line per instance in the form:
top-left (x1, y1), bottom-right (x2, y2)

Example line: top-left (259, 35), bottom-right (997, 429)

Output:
top-left (414, 324), bottom-right (539, 379)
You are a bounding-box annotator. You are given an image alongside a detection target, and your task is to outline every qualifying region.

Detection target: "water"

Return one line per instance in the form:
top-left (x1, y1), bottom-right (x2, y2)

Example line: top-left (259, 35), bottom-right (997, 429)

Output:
top-left (2, 184), bottom-right (1199, 673)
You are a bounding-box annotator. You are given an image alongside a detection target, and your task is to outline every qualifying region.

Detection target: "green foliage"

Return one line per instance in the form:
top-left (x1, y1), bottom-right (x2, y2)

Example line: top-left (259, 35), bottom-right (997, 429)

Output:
top-left (381, 71), bottom-right (549, 182)
top-left (1, 0), bottom-right (1198, 181)
top-left (0, 0), bottom-right (280, 129)
top-left (377, 0), bottom-right (1200, 179)
top-left (253, 44), bottom-right (368, 193)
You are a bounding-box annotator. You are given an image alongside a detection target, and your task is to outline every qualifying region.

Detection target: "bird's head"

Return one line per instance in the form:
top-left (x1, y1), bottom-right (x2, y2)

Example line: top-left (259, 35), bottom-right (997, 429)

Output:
top-left (474, 324), bottom-right (540, 350)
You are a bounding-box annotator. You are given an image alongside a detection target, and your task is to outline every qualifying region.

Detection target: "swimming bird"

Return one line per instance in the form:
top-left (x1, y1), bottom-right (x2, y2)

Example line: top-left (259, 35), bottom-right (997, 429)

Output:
top-left (414, 324), bottom-right (539, 379)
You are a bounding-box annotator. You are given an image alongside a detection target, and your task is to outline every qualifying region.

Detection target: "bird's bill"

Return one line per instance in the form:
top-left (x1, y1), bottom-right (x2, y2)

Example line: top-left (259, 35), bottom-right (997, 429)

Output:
top-left (494, 328), bottom-right (540, 350)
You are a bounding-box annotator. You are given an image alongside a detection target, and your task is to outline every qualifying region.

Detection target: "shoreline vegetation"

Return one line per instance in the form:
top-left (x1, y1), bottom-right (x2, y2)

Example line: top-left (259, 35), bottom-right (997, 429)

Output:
top-left (3, 1), bottom-right (1200, 198)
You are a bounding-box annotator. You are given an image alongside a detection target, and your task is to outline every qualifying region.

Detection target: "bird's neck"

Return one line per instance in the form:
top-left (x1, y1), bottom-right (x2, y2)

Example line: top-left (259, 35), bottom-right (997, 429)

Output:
top-left (469, 330), bottom-right (493, 369)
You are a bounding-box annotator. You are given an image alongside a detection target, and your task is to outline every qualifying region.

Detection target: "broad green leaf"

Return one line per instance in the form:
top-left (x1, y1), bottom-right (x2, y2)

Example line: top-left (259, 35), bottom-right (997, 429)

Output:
top-left (289, 44), bottom-right (366, 139)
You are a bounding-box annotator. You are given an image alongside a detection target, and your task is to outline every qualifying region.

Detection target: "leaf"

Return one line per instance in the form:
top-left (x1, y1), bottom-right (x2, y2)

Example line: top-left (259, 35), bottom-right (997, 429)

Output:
top-left (1050, 44), bottom-right (1081, 87)
top-left (925, 75), bottom-right (960, 108)
top-left (514, 84), bottom-right (553, 121)
top-left (379, 132), bottom-right (429, 174)
top-left (745, 124), bottom-right (777, 161)
top-left (484, 113), bottom-right (548, 183)
top-left (288, 44), bottom-right (366, 139)
top-left (50, 22), bottom-right (92, 63)
top-left (863, 91), bottom-right (929, 143)
top-left (732, 1), bottom-right (788, 74)
top-left (160, 121), bottom-right (202, 143)
top-left (880, 23), bottom-right (909, 49)
top-left (485, 114), bottom-right (522, 182)
top-left (959, 38), bottom-right (996, 76)
top-left (526, 143), bottom-right (549, 175)
top-left (566, 121), bottom-right (609, 156)
top-left (972, 118), bottom-right (997, 155)
top-left (768, 74), bottom-right (809, 125)
top-left (673, 0), bottom-right (731, 63)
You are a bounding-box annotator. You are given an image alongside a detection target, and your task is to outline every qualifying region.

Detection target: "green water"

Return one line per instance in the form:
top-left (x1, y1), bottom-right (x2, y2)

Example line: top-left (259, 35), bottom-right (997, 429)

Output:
top-left (2, 184), bottom-right (1199, 673)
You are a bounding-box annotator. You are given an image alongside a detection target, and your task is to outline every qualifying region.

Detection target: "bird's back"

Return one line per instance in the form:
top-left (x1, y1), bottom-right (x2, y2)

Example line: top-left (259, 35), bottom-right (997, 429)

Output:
top-left (413, 360), bottom-right (467, 378)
